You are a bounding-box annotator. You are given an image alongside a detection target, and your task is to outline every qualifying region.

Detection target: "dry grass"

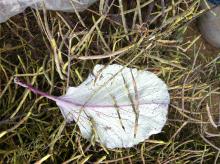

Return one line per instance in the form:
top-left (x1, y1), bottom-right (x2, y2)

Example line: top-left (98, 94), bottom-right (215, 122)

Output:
top-left (0, 0), bottom-right (220, 163)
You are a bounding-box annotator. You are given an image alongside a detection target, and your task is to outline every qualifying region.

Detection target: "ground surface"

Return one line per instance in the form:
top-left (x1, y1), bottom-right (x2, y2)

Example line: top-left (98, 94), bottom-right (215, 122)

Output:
top-left (0, 1), bottom-right (220, 163)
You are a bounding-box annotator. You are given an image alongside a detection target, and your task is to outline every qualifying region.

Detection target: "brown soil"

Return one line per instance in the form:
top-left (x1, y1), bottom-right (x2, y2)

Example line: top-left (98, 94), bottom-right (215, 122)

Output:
top-left (184, 21), bottom-right (219, 55)
top-left (184, 22), bottom-right (220, 144)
